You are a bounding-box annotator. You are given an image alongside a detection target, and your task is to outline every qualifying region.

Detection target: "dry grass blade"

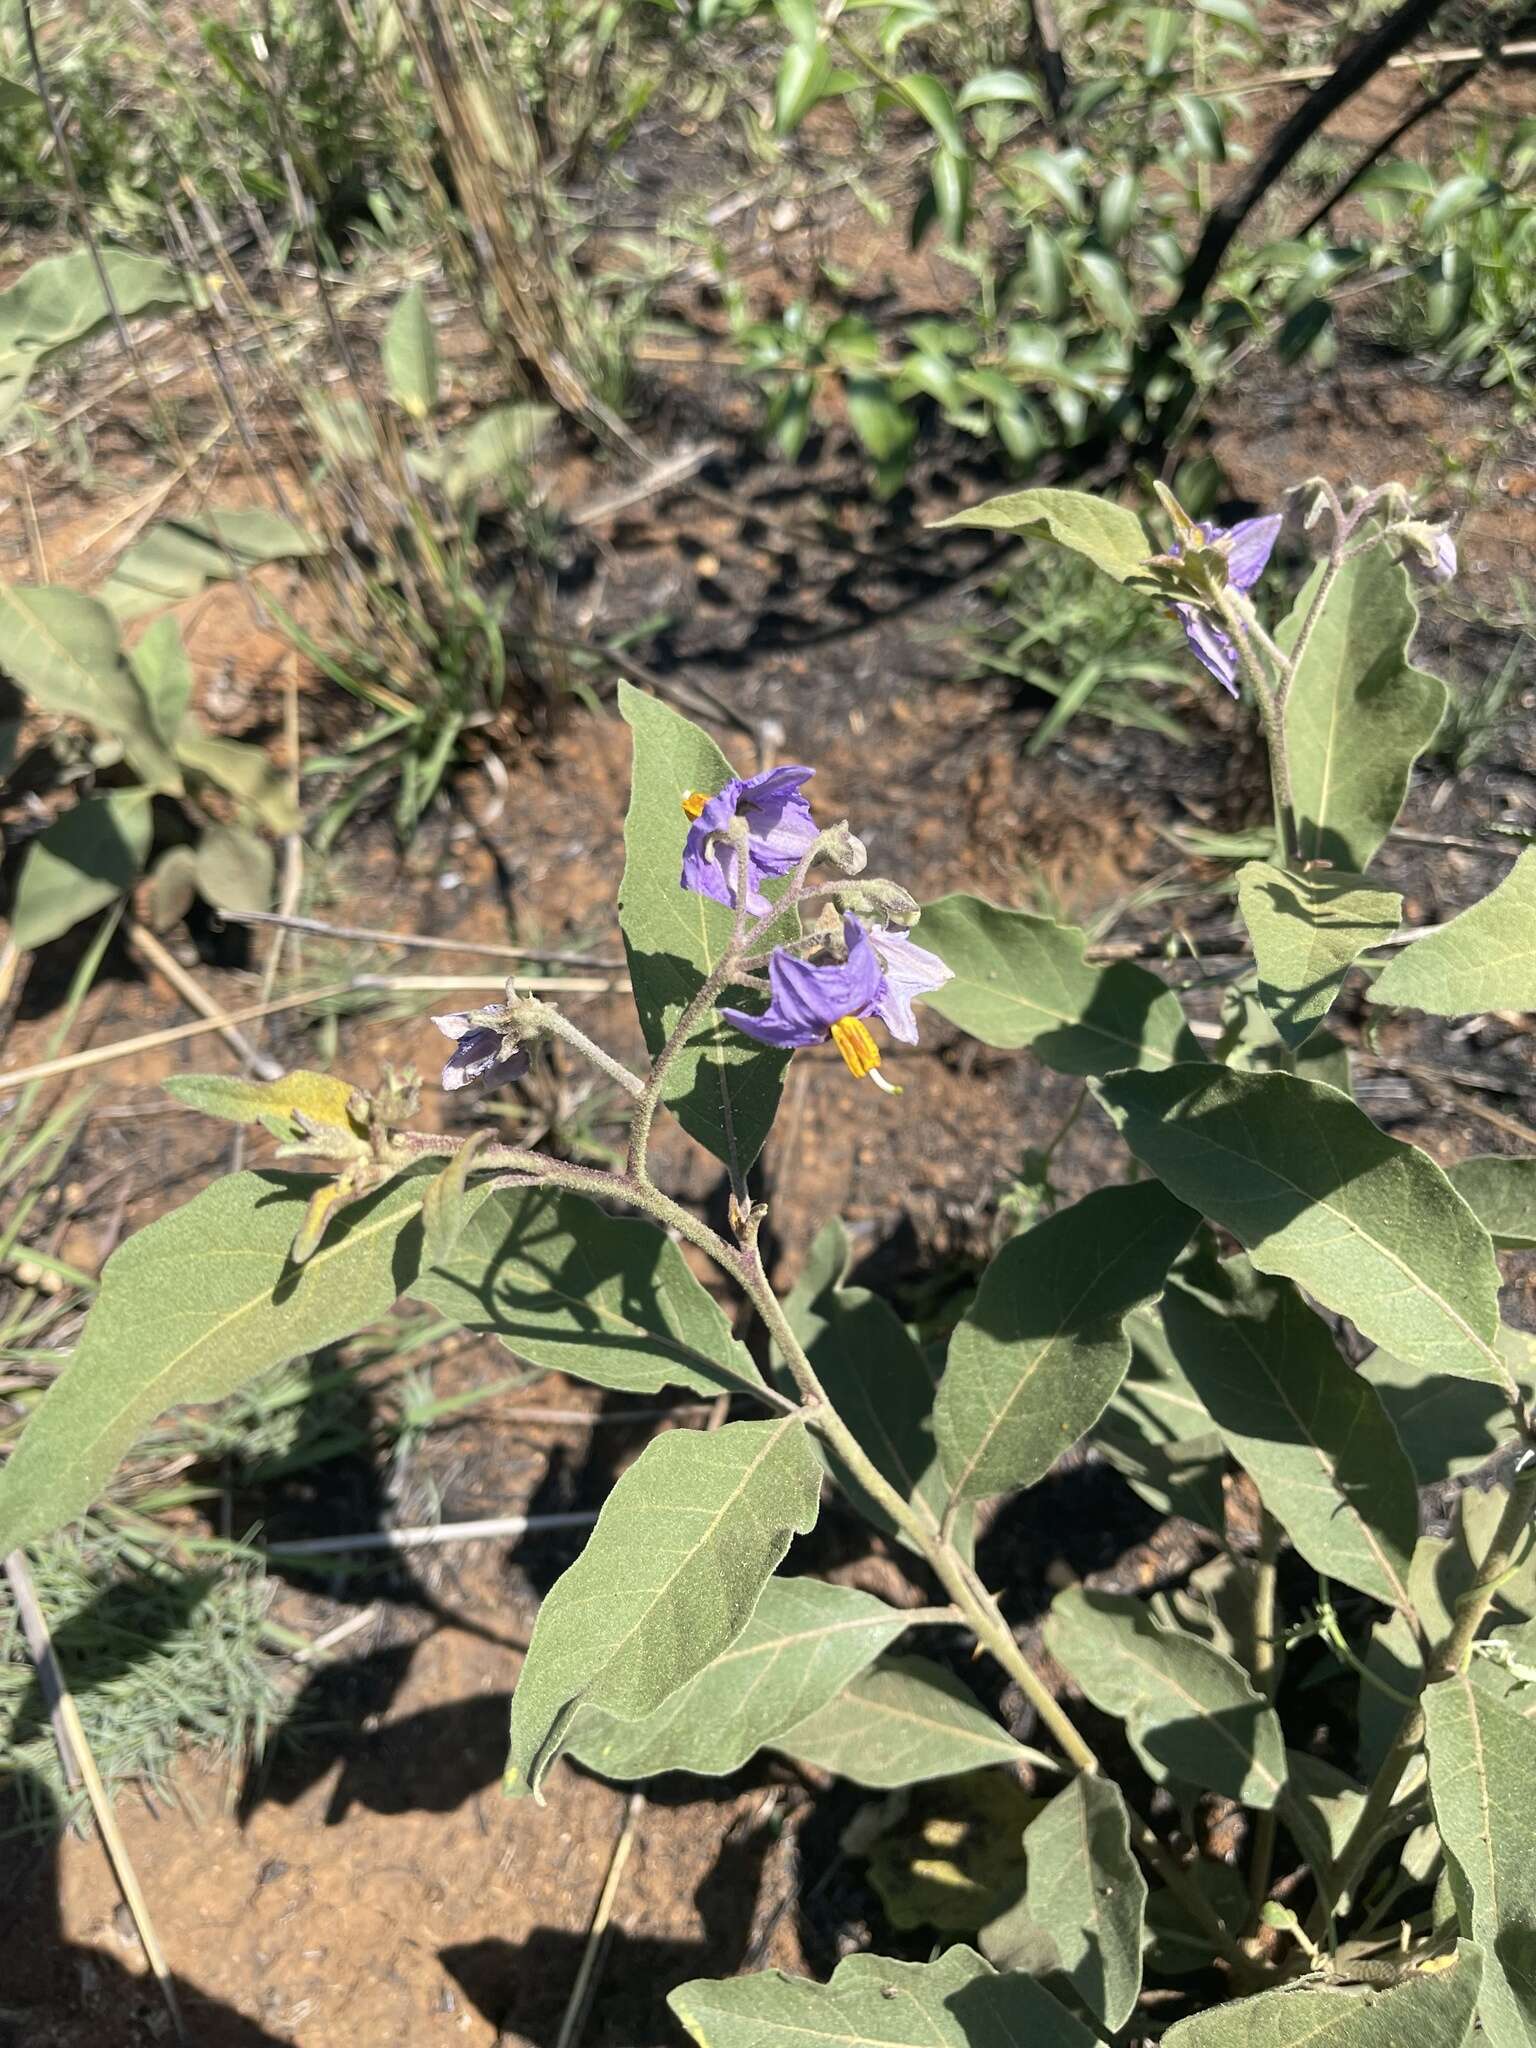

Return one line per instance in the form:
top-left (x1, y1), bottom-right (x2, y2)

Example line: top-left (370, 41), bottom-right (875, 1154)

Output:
top-left (126, 922), bottom-right (283, 1081)
top-left (555, 1791), bottom-right (645, 2048)
top-left (220, 909), bottom-right (625, 971)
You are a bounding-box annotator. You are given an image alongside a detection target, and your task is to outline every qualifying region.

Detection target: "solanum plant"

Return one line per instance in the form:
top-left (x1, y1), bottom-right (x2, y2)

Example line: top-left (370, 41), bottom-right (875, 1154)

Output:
top-left (5, 477), bottom-right (1536, 2048)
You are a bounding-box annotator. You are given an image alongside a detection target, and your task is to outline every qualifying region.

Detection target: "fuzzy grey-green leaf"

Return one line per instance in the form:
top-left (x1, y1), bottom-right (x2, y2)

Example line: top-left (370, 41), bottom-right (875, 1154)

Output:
top-left (0, 1169), bottom-right (448, 1555)
top-left (1278, 552), bottom-right (1447, 870)
top-left (933, 486), bottom-right (1150, 583)
top-left (507, 1416), bottom-right (821, 1799)
top-left (382, 283), bottom-right (439, 419)
top-left (1371, 851), bottom-right (1536, 1018)
top-left (1007, 1775), bottom-right (1146, 2028)
top-left (1162, 1943), bottom-right (1482, 2048)
top-left (1097, 1066), bottom-right (1506, 1387)
top-left (11, 791), bottom-right (153, 951)
top-left (936, 1181), bottom-right (1196, 1504)
top-left (670, 1944), bottom-right (1098, 2048)
top-left (1447, 1157), bottom-right (1536, 1251)
top-left (1162, 1263), bottom-right (1418, 1607)
top-left (919, 894), bottom-right (1202, 1073)
top-left (0, 585), bottom-right (180, 788)
top-left (411, 1185), bottom-right (762, 1399)
top-left (1236, 862), bottom-right (1401, 1049)
top-left (1426, 1675), bottom-right (1536, 2048)
top-left (566, 1578), bottom-right (911, 1780)
top-left (617, 681), bottom-right (792, 1176)
top-left (1360, 1329), bottom-right (1535, 1484)
top-left (1045, 1586), bottom-right (1286, 1807)
top-left (773, 1655), bottom-right (1034, 1786)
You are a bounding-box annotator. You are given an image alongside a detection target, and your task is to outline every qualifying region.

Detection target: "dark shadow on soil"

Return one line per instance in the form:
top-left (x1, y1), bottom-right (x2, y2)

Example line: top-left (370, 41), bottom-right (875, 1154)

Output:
top-left (0, 1769), bottom-right (292, 2048)
top-left (440, 1795), bottom-right (781, 2047)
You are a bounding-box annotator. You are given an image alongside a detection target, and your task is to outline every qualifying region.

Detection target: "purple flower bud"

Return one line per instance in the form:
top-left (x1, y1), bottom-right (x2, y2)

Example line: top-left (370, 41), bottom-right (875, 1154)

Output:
top-left (432, 1012), bottom-right (531, 1092)
top-left (1430, 528), bottom-right (1457, 583)
top-left (680, 765), bottom-right (819, 915)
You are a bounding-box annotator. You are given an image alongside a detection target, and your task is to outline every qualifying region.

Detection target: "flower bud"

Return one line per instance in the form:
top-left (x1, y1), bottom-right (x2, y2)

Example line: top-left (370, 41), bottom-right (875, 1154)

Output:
top-left (831, 878), bottom-right (922, 927)
top-left (817, 819), bottom-right (868, 876)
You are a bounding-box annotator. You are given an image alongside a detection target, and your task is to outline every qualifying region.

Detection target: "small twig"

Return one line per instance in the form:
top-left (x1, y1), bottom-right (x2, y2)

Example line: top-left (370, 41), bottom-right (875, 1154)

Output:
top-left (262, 1510), bottom-right (601, 1556)
top-left (291, 1605), bottom-right (380, 1664)
top-left (567, 442), bottom-right (724, 527)
top-left (555, 1791), bottom-right (645, 2048)
top-left (349, 973), bottom-right (620, 995)
top-left (126, 921), bottom-right (283, 1081)
top-left (219, 908), bottom-right (625, 971)
top-left (4, 1549), bottom-right (186, 2042)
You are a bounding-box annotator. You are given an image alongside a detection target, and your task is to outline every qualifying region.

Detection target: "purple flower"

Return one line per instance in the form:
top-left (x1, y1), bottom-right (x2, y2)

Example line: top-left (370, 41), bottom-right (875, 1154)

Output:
top-left (1429, 528), bottom-right (1457, 583)
top-left (720, 914), bottom-right (910, 1091)
top-left (1171, 513), bottom-right (1282, 696)
top-left (680, 765), bottom-right (818, 915)
top-left (432, 1012), bottom-right (531, 1092)
top-left (865, 923), bottom-right (952, 1043)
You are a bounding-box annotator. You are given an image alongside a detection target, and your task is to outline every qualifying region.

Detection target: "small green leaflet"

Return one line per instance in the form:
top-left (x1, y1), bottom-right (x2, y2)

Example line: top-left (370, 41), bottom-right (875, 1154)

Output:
top-left (1426, 1676), bottom-right (1536, 2048)
top-left (1162, 1944), bottom-right (1482, 2048)
top-left (994, 1775), bottom-right (1146, 2030)
top-left (10, 791), bottom-right (153, 952)
top-left (1161, 1263), bottom-right (1418, 1608)
top-left (670, 1943), bottom-right (1098, 2048)
top-left (933, 485), bottom-right (1150, 584)
top-left (1448, 1157), bottom-right (1536, 1251)
top-left (381, 283), bottom-right (439, 419)
top-left (411, 1184), bottom-right (763, 1399)
top-left (161, 1069), bottom-right (364, 1146)
top-left (1045, 1586), bottom-right (1286, 1807)
top-left (773, 1654), bottom-right (1040, 1785)
top-left (565, 1578), bottom-right (912, 1780)
top-left (1097, 1066), bottom-right (1507, 1388)
top-left (1278, 551), bottom-right (1447, 871)
top-left (0, 1169), bottom-right (450, 1555)
top-left (1371, 850), bottom-right (1536, 1017)
top-left (936, 1181), bottom-right (1196, 1504)
top-left (1235, 861), bottom-right (1401, 1049)
top-left (918, 894), bottom-right (1202, 1073)
top-left (506, 1416), bottom-right (820, 1799)
top-left (617, 682), bottom-right (792, 1177)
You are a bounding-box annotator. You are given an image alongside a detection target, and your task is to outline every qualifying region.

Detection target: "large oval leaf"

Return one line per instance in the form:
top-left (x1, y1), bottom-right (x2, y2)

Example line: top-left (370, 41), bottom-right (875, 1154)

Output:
top-left (933, 485), bottom-right (1147, 581)
top-left (1163, 1943), bottom-right (1482, 2048)
top-left (772, 1654), bottom-right (1035, 1785)
top-left (1370, 849), bottom-right (1536, 1017)
top-left (506, 1415), bottom-right (821, 1799)
top-left (1097, 1066), bottom-right (1507, 1388)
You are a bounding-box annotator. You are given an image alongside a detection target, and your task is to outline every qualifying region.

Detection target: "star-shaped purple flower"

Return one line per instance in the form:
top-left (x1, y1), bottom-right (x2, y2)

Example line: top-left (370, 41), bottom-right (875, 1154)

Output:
top-left (433, 1012), bottom-right (531, 1092)
top-left (720, 914), bottom-right (949, 1092)
top-left (680, 765), bottom-right (818, 915)
top-left (1172, 513), bottom-right (1282, 696)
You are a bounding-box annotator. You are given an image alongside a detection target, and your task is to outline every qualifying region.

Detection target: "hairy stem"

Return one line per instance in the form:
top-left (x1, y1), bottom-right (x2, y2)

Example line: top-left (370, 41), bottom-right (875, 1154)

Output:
top-left (1246, 1516), bottom-right (1283, 1924)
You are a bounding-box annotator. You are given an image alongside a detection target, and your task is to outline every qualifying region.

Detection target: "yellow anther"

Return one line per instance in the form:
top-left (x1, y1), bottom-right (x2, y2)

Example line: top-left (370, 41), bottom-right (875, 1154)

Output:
top-left (681, 789), bottom-right (708, 820)
top-left (831, 1014), bottom-right (899, 1093)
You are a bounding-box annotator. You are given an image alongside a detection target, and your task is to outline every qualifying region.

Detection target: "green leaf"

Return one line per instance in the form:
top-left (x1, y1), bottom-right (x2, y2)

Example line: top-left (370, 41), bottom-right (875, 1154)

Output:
top-left (900, 72), bottom-right (964, 154)
top-left (845, 374), bottom-right (916, 468)
top-left (1094, 1305), bottom-right (1226, 1531)
top-left (1045, 1586), bottom-right (1286, 1806)
top-left (411, 1184), bottom-right (764, 1399)
top-left (1423, 173), bottom-right (1498, 236)
top-left (0, 585), bottom-right (180, 787)
top-left (782, 1221), bottom-right (955, 1545)
top-left (0, 75), bottom-right (41, 111)
top-left (566, 1577), bottom-right (913, 1780)
top-left (0, 249), bottom-right (186, 409)
top-left (1278, 552), bottom-right (1447, 870)
top-left (936, 1181), bottom-right (1196, 1504)
top-left (617, 682), bottom-right (791, 1177)
top-left (773, 1655), bottom-right (1037, 1785)
top-left (1427, 1676), bottom-right (1536, 2048)
top-left (1004, 1775), bottom-right (1147, 2028)
top-left (1096, 1066), bottom-right (1507, 1387)
top-left (1370, 850), bottom-right (1536, 1017)
top-left (1361, 1330), bottom-right (1535, 1484)
top-left (1161, 1262), bottom-right (1418, 1607)
top-left (194, 822), bottom-right (274, 914)
top-left (143, 845), bottom-right (198, 932)
top-left (775, 41), bottom-right (833, 131)
top-left (0, 1169), bottom-right (447, 1555)
top-left (506, 1415), bottom-right (821, 1798)
top-left (1174, 92), bottom-right (1226, 162)
top-left (436, 401), bottom-right (554, 504)
top-left (381, 283), bottom-right (438, 419)
top-left (1215, 989), bottom-right (1352, 1092)
top-left (1236, 862), bottom-right (1401, 1049)
top-left (933, 486), bottom-right (1148, 582)
top-left (1162, 1945), bottom-right (1482, 2048)
top-left (11, 791), bottom-right (153, 951)
top-left (176, 729), bottom-right (300, 836)
top-left (128, 615), bottom-right (195, 748)
top-left (1447, 1157), bottom-right (1536, 1251)
top-left (161, 1070), bottom-right (364, 1146)
top-left (918, 894), bottom-right (1202, 1073)
top-left (956, 69), bottom-right (1043, 111)
top-left (670, 1944), bottom-right (1098, 2048)
top-left (102, 509), bottom-right (322, 622)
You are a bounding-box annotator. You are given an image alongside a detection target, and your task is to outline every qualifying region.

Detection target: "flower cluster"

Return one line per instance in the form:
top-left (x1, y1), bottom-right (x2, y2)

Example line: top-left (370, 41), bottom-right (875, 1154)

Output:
top-left (680, 767), bottom-right (951, 1094)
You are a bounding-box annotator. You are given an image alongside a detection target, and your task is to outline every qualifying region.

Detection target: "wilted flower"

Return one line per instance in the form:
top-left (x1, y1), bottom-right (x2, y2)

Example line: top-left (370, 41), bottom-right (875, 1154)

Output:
top-left (1430, 529), bottom-right (1458, 583)
top-left (720, 914), bottom-right (950, 1092)
top-left (432, 1012), bottom-right (531, 1092)
top-left (1171, 513), bottom-right (1282, 696)
top-left (680, 765), bottom-right (818, 914)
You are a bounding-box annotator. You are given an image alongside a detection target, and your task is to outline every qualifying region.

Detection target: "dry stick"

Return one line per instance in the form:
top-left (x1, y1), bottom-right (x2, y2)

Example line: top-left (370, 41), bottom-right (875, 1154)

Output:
top-left (0, 980), bottom-right (357, 1092)
top-left (555, 1791), bottom-right (645, 2048)
top-left (125, 922), bottom-right (284, 1081)
top-left (4, 1549), bottom-right (187, 2044)
top-left (263, 1511), bottom-right (601, 1556)
top-left (1246, 1515), bottom-right (1284, 1926)
top-left (219, 907), bottom-right (625, 971)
